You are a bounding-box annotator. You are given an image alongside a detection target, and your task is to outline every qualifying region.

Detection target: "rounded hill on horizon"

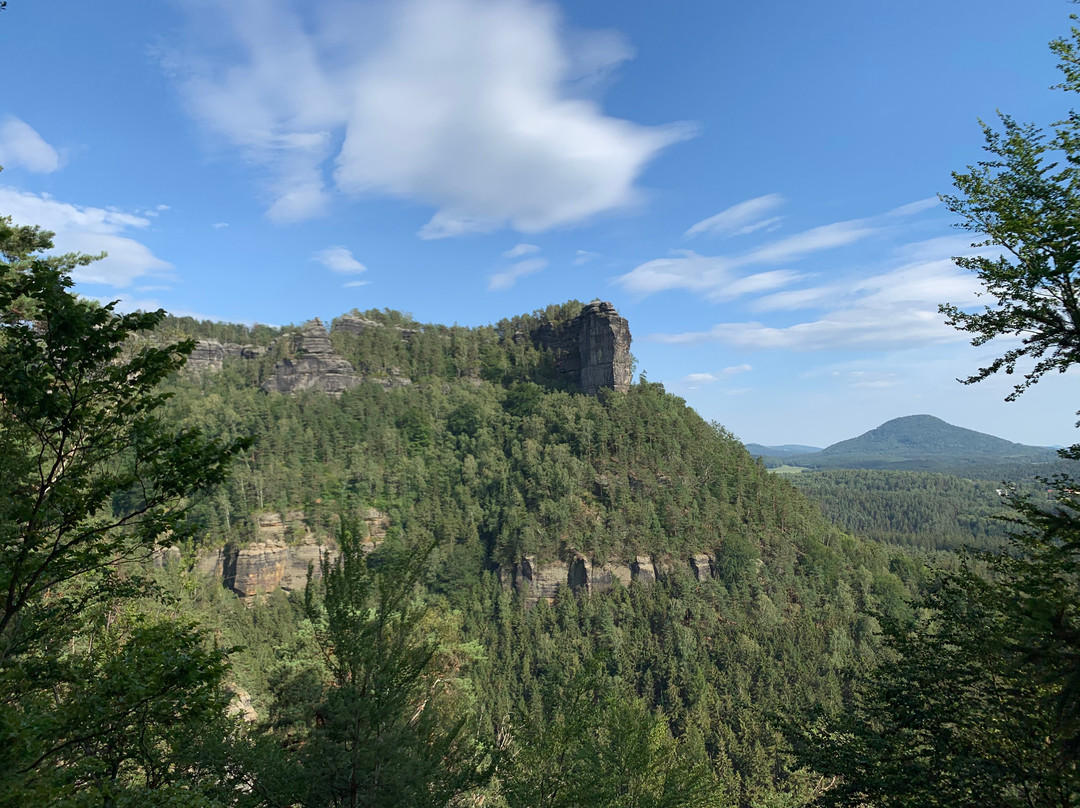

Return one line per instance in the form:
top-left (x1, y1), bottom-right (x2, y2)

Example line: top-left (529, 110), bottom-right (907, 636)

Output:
top-left (751, 414), bottom-right (1061, 471)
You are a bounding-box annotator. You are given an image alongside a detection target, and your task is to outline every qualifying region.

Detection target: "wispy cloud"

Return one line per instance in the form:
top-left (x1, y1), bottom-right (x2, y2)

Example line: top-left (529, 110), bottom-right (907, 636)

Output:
top-left (573, 249), bottom-right (601, 266)
top-left (0, 187), bottom-right (171, 288)
top-left (312, 246), bottom-right (367, 274)
top-left (0, 117), bottom-right (62, 173)
top-left (502, 243), bottom-right (540, 259)
top-left (682, 365), bottom-right (752, 388)
top-left (212, 221), bottom-right (230, 229)
top-left (618, 200), bottom-right (933, 300)
top-left (685, 193), bottom-right (783, 239)
top-left (615, 248), bottom-right (805, 300)
top-left (652, 255), bottom-right (984, 351)
top-left (488, 257), bottom-right (548, 291)
top-left (164, 0), bottom-right (694, 231)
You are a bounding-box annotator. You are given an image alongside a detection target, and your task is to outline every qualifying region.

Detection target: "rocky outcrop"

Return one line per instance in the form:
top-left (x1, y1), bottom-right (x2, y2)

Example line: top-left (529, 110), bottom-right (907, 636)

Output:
top-left (333, 314), bottom-right (418, 342)
top-left (591, 561), bottom-right (633, 590)
top-left (223, 540), bottom-right (288, 597)
top-left (631, 555), bottom-right (656, 583)
top-left (690, 553), bottom-right (715, 582)
top-left (262, 319), bottom-right (360, 395)
top-left (534, 301), bottom-right (632, 396)
top-left (227, 685), bottom-right (258, 723)
top-left (187, 339), bottom-right (265, 373)
top-left (152, 544), bottom-right (181, 567)
top-left (201, 508), bottom-right (390, 597)
top-left (515, 556), bottom-right (569, 605)
top-left (510, 551), bottom-right (734, 606)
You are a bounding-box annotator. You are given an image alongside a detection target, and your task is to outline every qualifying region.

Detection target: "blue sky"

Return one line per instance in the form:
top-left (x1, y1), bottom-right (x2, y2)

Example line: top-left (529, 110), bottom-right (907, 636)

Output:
top-left (2, 0), bottom-right (1079, 447)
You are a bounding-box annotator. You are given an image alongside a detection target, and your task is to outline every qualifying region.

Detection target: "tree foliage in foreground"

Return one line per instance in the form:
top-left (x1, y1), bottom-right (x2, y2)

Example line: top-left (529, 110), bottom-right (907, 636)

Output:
top-left (794, 492), bottom-right (1080, 807)
top-left (0, 215), bottom-right (247, 806)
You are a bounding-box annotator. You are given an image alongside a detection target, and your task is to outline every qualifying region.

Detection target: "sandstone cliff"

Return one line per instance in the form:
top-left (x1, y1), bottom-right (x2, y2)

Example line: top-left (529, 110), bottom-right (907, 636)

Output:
top-left (535, 301), bottom-right (632, 395)
top-left (262, 318), bottom-right (360, 395)
top-left (204, 509), bottom-right (389, 597)
top-left (187, 339), bottom-right (266, 373)
top-left (511, 552), bottom-right (720, 608)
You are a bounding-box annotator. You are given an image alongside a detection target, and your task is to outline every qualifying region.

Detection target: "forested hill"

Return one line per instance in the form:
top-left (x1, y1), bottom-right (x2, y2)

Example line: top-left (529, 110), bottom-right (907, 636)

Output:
top-left (161, 301), bottom-right (852, 572)
top-left (152, 301), bottom-right (919, 805)
top-left (753, 414), bottom-right (1059, 471)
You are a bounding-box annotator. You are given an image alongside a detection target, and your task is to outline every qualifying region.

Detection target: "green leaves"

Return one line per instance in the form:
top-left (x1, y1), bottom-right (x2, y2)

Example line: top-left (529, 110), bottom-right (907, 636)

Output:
top-left (941, 36), bottom-right (1080, 400)
top-left (0, 214), bottom-right (248, 805)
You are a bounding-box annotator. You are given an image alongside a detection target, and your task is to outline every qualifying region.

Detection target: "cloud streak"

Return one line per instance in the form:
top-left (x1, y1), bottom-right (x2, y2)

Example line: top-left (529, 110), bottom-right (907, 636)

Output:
top-left (488, 256), bottom-right (548, 291)
top-left (312, 246), bottom-right (367, 274)
top-left (652, 256), bottom-right (984, 351)
top-left (618, 198), bottom-right (940, 300)
top-left (685, 193), bottom-right (783, 239)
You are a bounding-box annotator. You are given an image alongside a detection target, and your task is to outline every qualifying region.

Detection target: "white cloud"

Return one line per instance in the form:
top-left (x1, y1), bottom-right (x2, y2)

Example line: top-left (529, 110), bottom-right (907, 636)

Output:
top-left (685, 193), bottom-right (784, 239)
top-left (615, 248), bottom-right (804, 300)
top-left (683, 372), bottom-right (719, 384)
top-left (167, 0), bottom-right (692, 232)
top-left (0, 187), bottom-right (172, 288)
top-left (212, 221), bottom-right (230, 229)
top-left (651, 257), bottom-right (984, 352)
top-left (502, 243), bottom-right (540, 258)
top-left (488, 256), bottom-right (547, 291)
top-left (886, 196), bottom-right (940, 217)
top-left (0, 117), bottom-right (62, 173)
top-left (343, 280), bottom-right (371, 288)
top-left (573, 249), bottom-right (601, 265)
top-left (681, 365), bottom-right (752, 389)
top-left (619, 201), bottom-right (935, 300)
top-left (312, 245), bottom-right (367, 274)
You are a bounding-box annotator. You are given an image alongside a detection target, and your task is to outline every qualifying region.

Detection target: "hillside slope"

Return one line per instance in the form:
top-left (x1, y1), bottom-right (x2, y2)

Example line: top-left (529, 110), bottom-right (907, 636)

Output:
top-left (159, 301), bottom-right (919, 806)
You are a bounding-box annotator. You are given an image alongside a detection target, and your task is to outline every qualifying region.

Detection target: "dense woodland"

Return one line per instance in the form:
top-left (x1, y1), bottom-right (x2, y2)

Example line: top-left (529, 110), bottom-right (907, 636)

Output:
top-left (153, 307), bottom-right (917, 806)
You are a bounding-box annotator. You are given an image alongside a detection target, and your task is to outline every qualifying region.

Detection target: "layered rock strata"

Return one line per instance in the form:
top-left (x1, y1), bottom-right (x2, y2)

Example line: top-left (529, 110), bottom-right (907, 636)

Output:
top-left (203, 509), bottom-right (389, 597)
top-left (534, 301), bottom-right (632, 395)
top-left (512, 552), bottom-right (720, 607)
top-left (187, 339), bottom-right (265, 373)
top-left (262, 319), bottom-right (360, 395)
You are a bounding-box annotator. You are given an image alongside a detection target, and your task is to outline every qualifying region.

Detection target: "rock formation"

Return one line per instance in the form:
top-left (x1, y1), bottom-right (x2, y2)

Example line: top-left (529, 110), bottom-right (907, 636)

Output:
top-left (262, 319), bottom-right (360, 395)
top-left (333, 314), bottom-right (418, 342)
top-left (512, 551), bottom-right (725, 607)
top-left (222, 540), bottom-right (289, 597)
top-left (200, 508), bottom-right (390, 597)
top-left (187, 339), bottom-right (265, 373)
top-left (690, 553), bottom-right (715, 582)
top-left (534, 301), bottom-right (632, 395)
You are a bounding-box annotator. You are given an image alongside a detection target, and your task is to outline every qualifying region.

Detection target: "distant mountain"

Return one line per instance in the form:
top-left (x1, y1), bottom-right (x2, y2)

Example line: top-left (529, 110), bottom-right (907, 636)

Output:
top-left (745, 443), bottom-right (823, 457)
top-left (749, 415), bottom-right (1060, 471)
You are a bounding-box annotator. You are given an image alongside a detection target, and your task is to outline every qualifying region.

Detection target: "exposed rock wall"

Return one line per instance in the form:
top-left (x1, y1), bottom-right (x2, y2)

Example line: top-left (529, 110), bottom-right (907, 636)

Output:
top-left (187, 339), bottom-right (266, 373)
top-left (201, 509), bottom-right (389, 597)
top-left (262, 319), bottom-right (360, 395)
top-left (534, 301), bottom-right (632, 395)
top-left (333, 314), bottom-right (418, 342)
top-left (223, 541), bottom-right (289, 597)
top-left (512, 552), bottom-right (720, 607)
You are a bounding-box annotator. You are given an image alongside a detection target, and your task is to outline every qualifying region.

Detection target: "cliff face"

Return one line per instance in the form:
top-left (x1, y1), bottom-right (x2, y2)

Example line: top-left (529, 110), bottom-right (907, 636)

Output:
top-left (511, 552), bottom-right (719, 608)
top-left (535, 301), bottom-right (632, 396)
top-left (262, 319), bottom-right (360, 395)
top-left (187, 339), bottom-right (266, 373)
top-left (205, 509), bottom-right (388, 597)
